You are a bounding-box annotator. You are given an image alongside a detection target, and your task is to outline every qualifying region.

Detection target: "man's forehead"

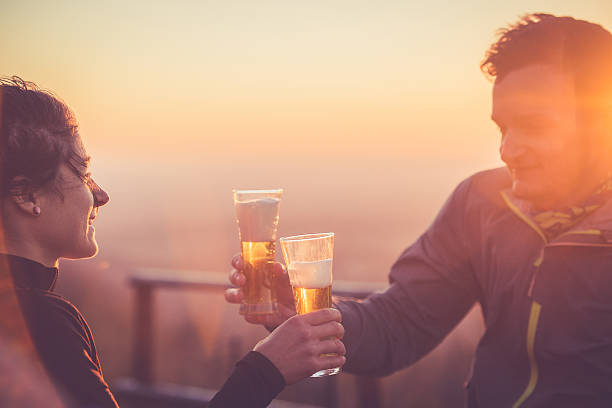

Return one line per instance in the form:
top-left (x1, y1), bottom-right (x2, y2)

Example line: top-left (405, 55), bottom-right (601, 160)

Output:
top-left (492, 64), bottom-right (576, 118)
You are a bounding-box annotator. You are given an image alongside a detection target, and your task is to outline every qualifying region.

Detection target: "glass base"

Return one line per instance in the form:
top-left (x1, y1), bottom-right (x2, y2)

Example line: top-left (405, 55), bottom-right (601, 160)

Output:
top-left (311, 367), bottom-right (341, 378)
top-left (239, 302), bottom-right (277, 315)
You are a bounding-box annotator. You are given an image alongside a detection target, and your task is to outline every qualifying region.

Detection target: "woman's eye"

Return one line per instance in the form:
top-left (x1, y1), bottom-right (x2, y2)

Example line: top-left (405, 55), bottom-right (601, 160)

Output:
top-left (82, 173), bottom-right (93, 185)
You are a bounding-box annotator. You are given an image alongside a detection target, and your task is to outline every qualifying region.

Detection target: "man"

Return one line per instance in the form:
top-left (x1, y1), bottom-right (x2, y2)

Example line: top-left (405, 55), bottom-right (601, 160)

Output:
top-left (226, 14), bottom-right (612, 407)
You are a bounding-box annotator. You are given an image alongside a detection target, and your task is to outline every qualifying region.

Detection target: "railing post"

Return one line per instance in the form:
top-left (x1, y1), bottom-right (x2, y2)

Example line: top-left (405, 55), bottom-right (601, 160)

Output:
top-left (227, 336), bottom-right (243, 375)
top-left (357, 376), bottom-right (382, 408)
top-left (324, 374), bottom-right (339, 408)
top-left (133, 283), bottom-right (154, 384)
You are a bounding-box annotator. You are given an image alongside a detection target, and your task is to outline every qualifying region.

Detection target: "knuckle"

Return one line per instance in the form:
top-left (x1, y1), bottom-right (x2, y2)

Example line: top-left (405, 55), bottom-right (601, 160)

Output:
top-left (336, 339), bottom-right (347, 355)
top-left (334, 322), bottom-right (344, 335)
top-left (308, 356), bottom-right (320, 370)
top-left (307, 343), bottom-right (319, 356)
top-left (298, 327), bottom-right (311, 340)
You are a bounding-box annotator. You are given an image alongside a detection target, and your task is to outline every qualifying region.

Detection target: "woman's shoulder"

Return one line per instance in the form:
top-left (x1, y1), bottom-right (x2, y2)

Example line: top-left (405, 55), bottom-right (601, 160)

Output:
top-left (16, 289), bottom-right (95, 350)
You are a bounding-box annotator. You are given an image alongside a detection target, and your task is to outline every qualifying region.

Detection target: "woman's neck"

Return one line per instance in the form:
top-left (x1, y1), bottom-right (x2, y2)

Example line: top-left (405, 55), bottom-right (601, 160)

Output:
top-left (0, 234), bottom-right (59, 268)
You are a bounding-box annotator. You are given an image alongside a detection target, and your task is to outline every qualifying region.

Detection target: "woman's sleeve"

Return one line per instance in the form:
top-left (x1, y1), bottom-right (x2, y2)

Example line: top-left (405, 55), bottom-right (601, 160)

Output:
top-left (208, 351), bottom-right (285, 408)
top-left (22, 293), bottom-right (119, 408)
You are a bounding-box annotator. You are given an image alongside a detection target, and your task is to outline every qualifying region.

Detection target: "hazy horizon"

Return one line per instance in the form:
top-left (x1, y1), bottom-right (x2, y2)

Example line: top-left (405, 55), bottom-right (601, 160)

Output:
top-left (4, 1), bottom-right (612, 406)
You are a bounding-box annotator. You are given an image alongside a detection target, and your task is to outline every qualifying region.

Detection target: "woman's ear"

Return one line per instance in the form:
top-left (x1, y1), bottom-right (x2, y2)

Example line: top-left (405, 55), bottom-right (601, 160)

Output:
top-left (9, 176), bottom-right (40, 216)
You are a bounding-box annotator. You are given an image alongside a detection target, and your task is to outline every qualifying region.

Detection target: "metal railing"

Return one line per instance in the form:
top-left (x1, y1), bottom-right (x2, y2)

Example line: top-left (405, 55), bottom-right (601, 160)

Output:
top-left (119, 267), bottom-right (386, 408)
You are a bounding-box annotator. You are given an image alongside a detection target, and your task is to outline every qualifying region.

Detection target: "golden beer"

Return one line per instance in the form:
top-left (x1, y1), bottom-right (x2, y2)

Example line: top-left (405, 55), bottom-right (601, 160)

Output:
top-left (233, 189), bottom-right (283, 316)
top-left (281, 235), bottom-right (339, 377)
top-left (241, 241), bottom-right (277, 314)
top-left (292, 285), bottom-right (332, 315)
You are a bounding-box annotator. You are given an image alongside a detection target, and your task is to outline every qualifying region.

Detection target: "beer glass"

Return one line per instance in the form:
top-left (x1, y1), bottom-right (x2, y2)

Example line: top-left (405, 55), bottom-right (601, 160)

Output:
top-left (233, 189), bottom-right (283, 315)
top-left (280, 232), bottom-right (339, 377)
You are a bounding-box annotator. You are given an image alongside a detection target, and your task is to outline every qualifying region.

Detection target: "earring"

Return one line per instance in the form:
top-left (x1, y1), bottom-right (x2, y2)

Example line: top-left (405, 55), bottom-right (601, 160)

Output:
top-left (33, 206), bottom-right (41, 216)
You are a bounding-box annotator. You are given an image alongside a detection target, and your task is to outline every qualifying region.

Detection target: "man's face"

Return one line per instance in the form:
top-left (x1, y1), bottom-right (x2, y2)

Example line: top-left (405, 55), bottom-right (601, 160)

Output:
top-left (492, 64), bottom-right (584, 209)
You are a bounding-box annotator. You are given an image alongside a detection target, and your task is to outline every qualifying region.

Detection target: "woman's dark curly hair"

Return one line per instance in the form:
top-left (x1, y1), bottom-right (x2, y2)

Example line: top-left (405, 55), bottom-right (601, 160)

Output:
top-left (0, 76), bottom-right (89, 200)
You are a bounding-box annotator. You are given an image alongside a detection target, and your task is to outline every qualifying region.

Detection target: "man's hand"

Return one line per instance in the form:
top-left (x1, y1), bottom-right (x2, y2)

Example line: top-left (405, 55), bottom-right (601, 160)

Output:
top-left (224, 254), bottom-right (296, 330)
top-left (253, 308), bottom-right (346, 384)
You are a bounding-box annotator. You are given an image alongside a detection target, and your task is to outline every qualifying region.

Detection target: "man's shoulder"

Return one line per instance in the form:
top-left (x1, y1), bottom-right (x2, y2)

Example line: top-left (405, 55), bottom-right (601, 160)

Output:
top-left (466, 167), bottom-right (510, 189)
top-left (460, 167), bottom-right (510, 195)
top-left (450, 167), bottom-right (511, 209)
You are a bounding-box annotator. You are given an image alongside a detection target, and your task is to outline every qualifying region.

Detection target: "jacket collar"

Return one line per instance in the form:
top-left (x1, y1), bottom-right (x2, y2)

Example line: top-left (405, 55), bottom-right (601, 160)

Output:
top-left (501, 187), bottom-right (612, 244)
top-left (570, 195), bottom-right (612, 232)
top-left (0, 254), bottom-right (58, 291)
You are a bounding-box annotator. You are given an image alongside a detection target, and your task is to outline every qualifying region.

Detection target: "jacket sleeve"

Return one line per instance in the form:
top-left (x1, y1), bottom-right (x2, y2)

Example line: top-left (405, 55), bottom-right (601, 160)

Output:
top-left (336, 177), bottom-right (481, 377)
top-left (208, 351), bottom-right (285, 408)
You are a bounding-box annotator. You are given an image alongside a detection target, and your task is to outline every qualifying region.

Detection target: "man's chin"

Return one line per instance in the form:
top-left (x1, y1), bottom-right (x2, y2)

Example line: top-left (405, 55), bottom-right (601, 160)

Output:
top-left (511, 182), bottom-right (553, 209)
top-left (511, 179), bottom-right (531, 198)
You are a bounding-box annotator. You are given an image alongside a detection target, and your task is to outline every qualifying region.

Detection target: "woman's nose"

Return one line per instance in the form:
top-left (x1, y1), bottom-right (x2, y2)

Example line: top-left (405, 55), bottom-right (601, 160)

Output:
top-left (90, 179), bottom-right (110, 207)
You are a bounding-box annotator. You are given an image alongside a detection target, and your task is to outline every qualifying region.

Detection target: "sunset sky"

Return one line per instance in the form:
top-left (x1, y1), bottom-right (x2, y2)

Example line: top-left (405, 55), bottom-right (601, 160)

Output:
top-left (4, 4), bottom-right (612, 401)
top-left (3, 0), bottom-right (611, 163)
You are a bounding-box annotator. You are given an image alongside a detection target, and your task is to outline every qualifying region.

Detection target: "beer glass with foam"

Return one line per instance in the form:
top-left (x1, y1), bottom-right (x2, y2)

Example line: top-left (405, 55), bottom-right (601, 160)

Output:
top-left (280, 232), bottom-right (339, 377)
top-left (233, 189), bottom-right (283, 315)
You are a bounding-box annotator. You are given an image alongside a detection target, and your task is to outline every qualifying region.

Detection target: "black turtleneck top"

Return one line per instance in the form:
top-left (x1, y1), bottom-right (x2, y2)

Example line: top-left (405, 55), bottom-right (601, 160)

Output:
top-left (4, 254), bottom-right (285, 408)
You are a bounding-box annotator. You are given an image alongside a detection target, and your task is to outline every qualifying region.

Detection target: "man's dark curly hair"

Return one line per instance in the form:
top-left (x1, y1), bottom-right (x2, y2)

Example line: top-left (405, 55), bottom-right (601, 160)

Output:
top-left (0, 76), bottom-right (89, 201)
top-left (481, 13), bottom-right (612, 114)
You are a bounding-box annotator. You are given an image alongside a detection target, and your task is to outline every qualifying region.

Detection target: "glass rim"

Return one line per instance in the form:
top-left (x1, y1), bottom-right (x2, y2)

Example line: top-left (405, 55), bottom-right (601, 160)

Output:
top-left (280, 232), bottom-right (334, 243)
top-left (232, 188), bottom-right (283, 194)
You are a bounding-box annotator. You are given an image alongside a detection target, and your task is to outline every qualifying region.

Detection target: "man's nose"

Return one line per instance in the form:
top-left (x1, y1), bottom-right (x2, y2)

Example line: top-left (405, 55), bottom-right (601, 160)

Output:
top-left (499, 130), bottom-right (527, 165)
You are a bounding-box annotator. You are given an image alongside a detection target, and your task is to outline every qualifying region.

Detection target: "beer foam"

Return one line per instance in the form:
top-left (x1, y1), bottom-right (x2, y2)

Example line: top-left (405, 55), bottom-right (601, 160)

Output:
top-left (287, 259), bottom-right (332, 289)
top-left (235, 197), bottom-right (280, 242)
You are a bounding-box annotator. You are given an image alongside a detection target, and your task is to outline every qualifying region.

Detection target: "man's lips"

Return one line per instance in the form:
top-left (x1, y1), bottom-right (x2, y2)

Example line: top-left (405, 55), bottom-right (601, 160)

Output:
top-left (509, 165), bottom-right (539, 176)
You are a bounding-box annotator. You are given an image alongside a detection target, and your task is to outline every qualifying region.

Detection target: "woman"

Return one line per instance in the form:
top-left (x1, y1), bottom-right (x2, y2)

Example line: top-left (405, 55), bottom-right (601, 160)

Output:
top-left (0, 77), bottom-right (346, 407)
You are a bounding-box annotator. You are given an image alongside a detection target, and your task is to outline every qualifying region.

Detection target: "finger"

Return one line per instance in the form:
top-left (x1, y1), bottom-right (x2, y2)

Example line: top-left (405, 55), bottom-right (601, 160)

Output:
top-left (315, 356), bottom-right (346, 372)
top-left (245, 314), bottom-right (267, 325)
top-left (275, 272), bottom-right (295, 307)
top-left (231, 254), bottom-right (243, 270)
top-left (315, 338), bottom-right (346, 357)
top-left (277, 303), bottom-right (297, 319)
top-left (272, 262), bottom-right (286, 276)
top-left (262, 313), bottom-right (290, 331)
top-left (311, 321), bottom-right (344, 340)
top-left (274, 263), bottom-right (291, 286)
top-left (303, 308), bottom-right (342, 325)
top-left (224, 288), bottom-right (243, 304)
top-left (229, 269), bottom-right (246, 286)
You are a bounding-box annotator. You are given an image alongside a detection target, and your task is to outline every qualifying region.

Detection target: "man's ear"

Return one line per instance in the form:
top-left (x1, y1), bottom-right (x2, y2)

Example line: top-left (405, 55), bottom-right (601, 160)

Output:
top-left (8, 176), bottom-right (39, 216)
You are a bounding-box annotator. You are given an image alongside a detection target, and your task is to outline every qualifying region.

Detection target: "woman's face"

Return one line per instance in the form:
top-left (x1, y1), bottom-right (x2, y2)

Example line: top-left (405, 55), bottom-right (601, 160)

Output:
top-left (37, 159), bottom-right (109, 261)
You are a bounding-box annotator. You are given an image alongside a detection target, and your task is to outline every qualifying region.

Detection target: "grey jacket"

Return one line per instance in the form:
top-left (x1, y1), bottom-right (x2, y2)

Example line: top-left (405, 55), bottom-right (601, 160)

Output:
top-left (337, 167), bottom-right (612, 407)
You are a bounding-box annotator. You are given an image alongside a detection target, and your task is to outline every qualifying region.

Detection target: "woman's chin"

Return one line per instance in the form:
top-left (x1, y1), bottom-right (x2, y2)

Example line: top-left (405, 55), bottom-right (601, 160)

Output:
top-left (64, 240), bottom-right (99, 260)
top-left (85, 239), bottom-right (100, 258)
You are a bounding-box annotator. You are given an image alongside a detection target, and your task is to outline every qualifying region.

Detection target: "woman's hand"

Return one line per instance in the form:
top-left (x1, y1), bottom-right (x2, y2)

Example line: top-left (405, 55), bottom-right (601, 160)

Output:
top-left (224, 254), bottom-right (296, 330)
top-left (253, 308), bottom-right (346, 384)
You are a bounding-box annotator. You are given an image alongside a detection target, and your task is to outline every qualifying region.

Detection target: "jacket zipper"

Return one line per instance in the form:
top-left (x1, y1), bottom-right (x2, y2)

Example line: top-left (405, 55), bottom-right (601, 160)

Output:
top-left (501, 192), bottom-right (612, 407)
